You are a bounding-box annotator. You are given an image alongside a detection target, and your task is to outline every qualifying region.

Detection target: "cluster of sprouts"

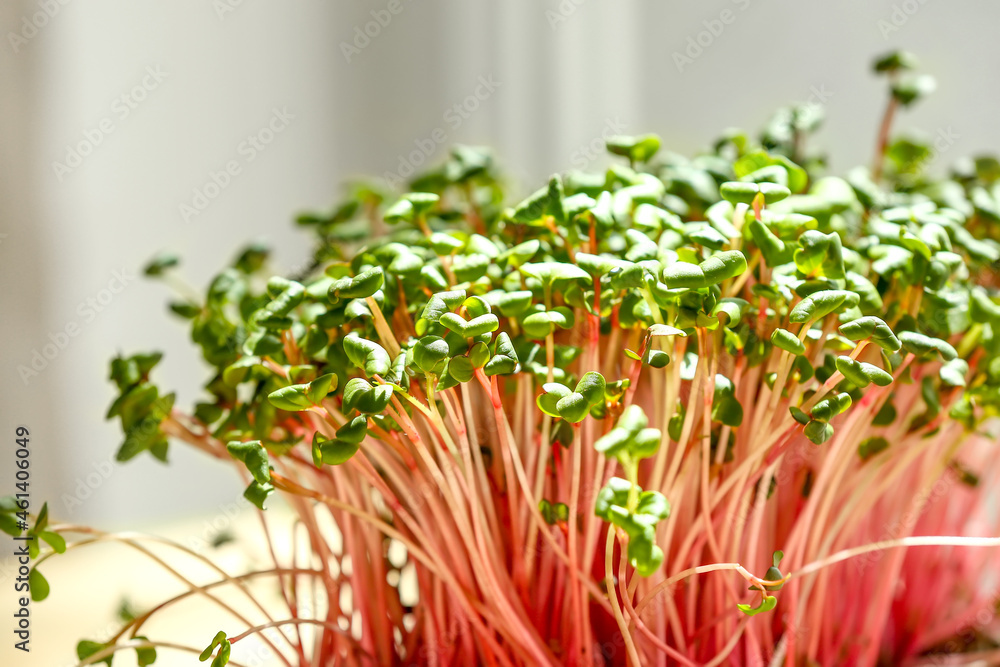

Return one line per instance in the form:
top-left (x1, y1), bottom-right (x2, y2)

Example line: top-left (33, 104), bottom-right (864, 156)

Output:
top-left (9, 51), bottom-right (1000, 666)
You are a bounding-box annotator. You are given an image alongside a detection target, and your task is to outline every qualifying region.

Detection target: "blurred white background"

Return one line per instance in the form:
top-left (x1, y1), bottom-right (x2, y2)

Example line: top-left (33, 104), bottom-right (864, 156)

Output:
top-left (1, 1), bottom-right (999, 664)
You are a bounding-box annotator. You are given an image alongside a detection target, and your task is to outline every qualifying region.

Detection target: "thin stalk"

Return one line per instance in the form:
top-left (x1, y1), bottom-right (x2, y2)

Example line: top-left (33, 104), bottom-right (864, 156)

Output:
top-left (606, 529), bottom-right (643, 666)
top-left (872, 93), bottom-right (899, 183)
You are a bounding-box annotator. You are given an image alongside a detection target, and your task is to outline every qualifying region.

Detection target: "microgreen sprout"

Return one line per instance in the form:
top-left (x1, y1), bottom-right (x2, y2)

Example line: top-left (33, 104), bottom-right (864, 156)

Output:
top-left (18, 53), bottom-right (1000, 667)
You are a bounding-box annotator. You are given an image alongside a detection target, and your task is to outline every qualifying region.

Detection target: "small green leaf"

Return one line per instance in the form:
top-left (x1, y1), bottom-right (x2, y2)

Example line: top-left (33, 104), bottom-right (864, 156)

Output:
top-left (243, 480), bottom-right (275, 510)
top-left (342, 378), bottom-right (393, 414)
top-left (29, 567), bottom-right (49, 601)
top-left (748, 217), bottom-right (787, 266)
top-left (606, 134), bottom-right (662, 163)
top-left (537, 383), bottom-right (572, 418)
top-left (510, 186), bottom-right (553, 224)
top-left (771, 328), bottom-right (805, 355)
top-left (712, 395), bottom-right (744, 427)
top-left (969, 288), bottom-right (1000, 324)
top-left (485, 332), bottom-right (519, 376)
top-left (858, 436), bottom-right (890, 461)
top-left (789, 406), bottom-right (810, 425)
top-left (452, 253), bottom-right (491, 283)
top-left (336, 416), bottom-right (369, 445)
top-left (594, 428), bottom-right (631, 457)
top-left (575, 372), bottom-right (607, 406)
top-left (491, 290), bottom-right (534, 317)
top-left (343, 333), bottom-right (392, 376)
top-left (804, 420), bottom-right (834, 444)
top-left (892, 74), bottom-right (936, 106)
top-left (520, 262), bottom-right (592, 286)
top-left (306, 373), bottom-right (338, 403)
top-left (256, 279), bottom-right (305, 329)
top-left (226, 440), bottom-right (271, 484)
top-left (646, 350), bottom-right (670, 368)
top-left (315, 434), bottom-right (361, 465)
top-left (329, 266), bottom-right (384, 300)
top-left (143, 252), bottom-right (180, 276)
top-left (541, 372), bottom-right (606, 423)
top-left (838, 317), bottom-right (901, 352)
top-left (439, 312), bottom-right (500, 338)
top-left (789, 290), bottom-right (860, 323)
top-left (631, 428), bottom-right (662, 458)
top-left (555, 393), bottom-right (590, 423)
top-left (628, 538), bottom-right (665, 577)
top-left (763, 564), bottom-right (784, 591)
top-left (267, 384), bottom-right (313, 412)
top-left (721, 181), bottom-right (790, 205)
top-left (78, 640), bottom-right (113, 667)
top-left (939, 358), bottom-right (969, 387)
top-left (793, 230), bottom-right (845, 280)
top-left (200, 631), bottom-right (231, 666)
top-left (134, 636), bottom-right (157, 666)
top-left (712, 298), bottom-right (747, 328)
top-left (618, 404), bottom-right (649, 433)
top-left (498, 240), bottom-right (541, 268)
top-left (737, 595), bottom-right (778, 617)
top-left (873, 50), bottom-right (918, 73)
top-left (522, 308), bottom-right (574, 338)
top-left (469, 341), bottom-right (490, 368)
top-left (662, 250), bottom-right (747, 289)
top-left (447, 356), bottom-right (475, 384)
top-left (810, 392), bottom-right (852, 422)
top-left (419, 290), bottom-right (467, 326)
top-left (222, 356), bottom-right (268, 387)
top-left (835, 356), bottom-right (893, 388)
top-left (413, 336), bottom-right (450, 373)
top-left (873, 398), bottom-right (897, 426)
top-left (898, 332), bottom-right (958, 361)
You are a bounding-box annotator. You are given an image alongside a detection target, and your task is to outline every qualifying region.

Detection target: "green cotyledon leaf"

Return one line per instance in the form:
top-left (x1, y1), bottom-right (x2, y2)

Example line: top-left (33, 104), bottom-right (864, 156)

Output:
top-left (789, 290), bottom-right (859, 323)
top-left (771, 328), bottom-right (806, 355)
top-left (343, 333), bottom-right (391, 376)
top-left (720, 181), bottom-right (790, 205)
top-left (226, 440), bottom-right (270, 484)
top-left (835, 356), bottom-right (893, 388)
top-left (662, 250), bottom-right (748, 289)
top-left (898, 331), bottom-right (958, 360)
top-left (839, 316), bottom-right (901, 352)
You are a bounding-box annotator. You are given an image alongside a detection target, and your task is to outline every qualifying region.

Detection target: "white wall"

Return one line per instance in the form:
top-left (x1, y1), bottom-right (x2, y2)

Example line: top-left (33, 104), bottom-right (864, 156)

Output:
top-left (2, 0), bottom-right (1000, 528)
